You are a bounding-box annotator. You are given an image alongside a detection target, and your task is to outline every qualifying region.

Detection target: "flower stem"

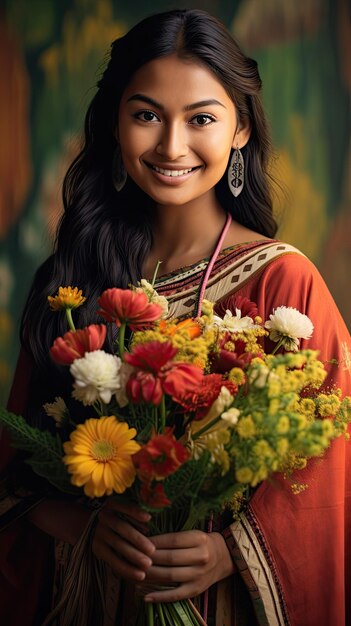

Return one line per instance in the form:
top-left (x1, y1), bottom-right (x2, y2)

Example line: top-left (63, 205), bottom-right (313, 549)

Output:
top-left (151, 260), bottom-right (162, 287)
top-left (65, 308), bottom-right (76, 332)
top-left (146, 602), bottom-right (154, 626)
top-left (192, 415), bottom-right (222, 440)
top-left (271, 337), bottom-right (284, 354)
top-left (159, 396), bottom-right (166, 432)
top-left (118, 323), bottom-right (126, 358)
top-left (156, 603), bottom-right (167, 626)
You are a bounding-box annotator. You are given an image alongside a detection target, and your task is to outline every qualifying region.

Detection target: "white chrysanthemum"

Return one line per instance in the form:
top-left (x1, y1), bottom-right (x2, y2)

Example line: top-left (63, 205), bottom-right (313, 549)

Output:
top-left (136, 279), bottom-right (169, 318)
top-left (70, 350), bottom-right (122, 406)
top-left (249, 365), bottom-right (270, 388)
top-left (43, 396), bottom-right (68, 425)
top-left (211, 309), bottom-right (257, 332)
top-left (115, 362), bottom-right (135, 408)
top-left (221, 407), bottom-right (240, 425)
top-left (204, 386), bottom-right (234, 422)
top-left (265, 306), bottom-right (314, 352)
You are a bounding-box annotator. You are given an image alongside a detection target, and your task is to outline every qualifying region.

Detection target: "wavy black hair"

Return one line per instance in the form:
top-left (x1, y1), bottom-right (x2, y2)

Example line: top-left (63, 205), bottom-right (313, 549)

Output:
top-left (21, 9), bottom-right (277, 404)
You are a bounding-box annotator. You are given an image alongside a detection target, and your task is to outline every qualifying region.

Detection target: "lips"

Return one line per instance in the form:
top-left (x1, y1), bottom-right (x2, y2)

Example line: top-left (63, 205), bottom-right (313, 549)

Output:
top-left (145, 162), bottom-right (201, 177)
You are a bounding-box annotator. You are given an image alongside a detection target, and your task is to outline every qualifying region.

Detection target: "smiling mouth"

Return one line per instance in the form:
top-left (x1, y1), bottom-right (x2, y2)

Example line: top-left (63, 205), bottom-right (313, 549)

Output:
top-left (145, 162), bottom-right (201, 177)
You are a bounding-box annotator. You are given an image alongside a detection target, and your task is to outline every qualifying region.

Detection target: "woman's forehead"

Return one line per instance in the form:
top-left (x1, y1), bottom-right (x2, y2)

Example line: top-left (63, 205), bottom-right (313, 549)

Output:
top-left (120, 55), bottom-right (232, 107)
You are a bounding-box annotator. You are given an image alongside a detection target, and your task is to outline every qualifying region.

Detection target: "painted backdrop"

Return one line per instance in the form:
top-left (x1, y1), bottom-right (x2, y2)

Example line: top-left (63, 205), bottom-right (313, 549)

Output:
top-left (0, 0), bottom-right (350, 404)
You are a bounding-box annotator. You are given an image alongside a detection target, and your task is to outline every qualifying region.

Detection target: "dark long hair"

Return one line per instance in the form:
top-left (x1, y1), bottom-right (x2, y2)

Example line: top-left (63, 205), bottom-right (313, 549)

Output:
top-left (22, 9), bottom-right (277, 394)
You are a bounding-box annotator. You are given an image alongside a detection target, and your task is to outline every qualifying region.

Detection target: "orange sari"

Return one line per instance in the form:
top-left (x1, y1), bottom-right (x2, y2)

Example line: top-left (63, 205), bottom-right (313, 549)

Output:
top-left (155, 240), bottom-right (351, 626)
top-left (1, 239), bottom-right (350, 626)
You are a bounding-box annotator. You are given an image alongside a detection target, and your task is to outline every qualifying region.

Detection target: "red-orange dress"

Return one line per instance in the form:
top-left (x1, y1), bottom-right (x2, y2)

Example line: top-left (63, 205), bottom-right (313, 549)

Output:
top-left (1, 240), bottom-right (350, 626)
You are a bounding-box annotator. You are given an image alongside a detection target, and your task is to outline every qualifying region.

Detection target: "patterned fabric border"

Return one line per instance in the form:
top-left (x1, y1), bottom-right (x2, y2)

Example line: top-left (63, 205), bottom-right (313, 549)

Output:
top-left (223, 514), bottom-right (289, 626)
top-left (157, 241), bottom-right (305, 319)
top-left (245, 506), bottom-right (291, 626)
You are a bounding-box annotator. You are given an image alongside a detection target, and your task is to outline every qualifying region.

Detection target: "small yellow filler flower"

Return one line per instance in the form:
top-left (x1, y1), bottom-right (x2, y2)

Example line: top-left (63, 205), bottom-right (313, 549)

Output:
top-left (48, 286), bottom-right (86, 311)
top-left (63, 416), bottom-right (141, 497)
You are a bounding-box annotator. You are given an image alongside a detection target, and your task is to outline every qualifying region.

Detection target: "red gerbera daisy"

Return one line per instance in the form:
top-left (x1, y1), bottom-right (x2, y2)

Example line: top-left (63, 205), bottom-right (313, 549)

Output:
top-left (124, 341), bottom-right (203, 406)
top-left (50, 324), bottom-right (107, 365)
top-left (97, 288), bottom-right (162, 330)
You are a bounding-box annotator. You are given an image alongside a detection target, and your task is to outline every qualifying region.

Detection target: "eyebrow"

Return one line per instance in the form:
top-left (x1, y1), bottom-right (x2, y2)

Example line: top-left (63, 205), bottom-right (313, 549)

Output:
top-left (126, 94), bottom-right (226, 111)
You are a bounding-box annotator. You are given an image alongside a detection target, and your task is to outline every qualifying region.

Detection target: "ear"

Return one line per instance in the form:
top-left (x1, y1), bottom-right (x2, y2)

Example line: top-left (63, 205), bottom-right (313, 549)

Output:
top-left (232, 116), bottom-right (251, 149)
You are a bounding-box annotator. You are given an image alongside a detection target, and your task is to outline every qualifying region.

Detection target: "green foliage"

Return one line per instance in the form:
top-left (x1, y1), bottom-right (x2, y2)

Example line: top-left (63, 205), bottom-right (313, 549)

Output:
top-left (163, 453), bottom-right (210, 511)
top-left (0, 408), bottom-right (77, 494)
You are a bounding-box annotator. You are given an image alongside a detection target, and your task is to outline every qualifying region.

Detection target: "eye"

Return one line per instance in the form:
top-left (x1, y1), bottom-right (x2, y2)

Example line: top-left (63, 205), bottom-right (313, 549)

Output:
top-left (190, 114), bottom-right (215, 126)
top-left (134, 110), bottom-right (160, 122)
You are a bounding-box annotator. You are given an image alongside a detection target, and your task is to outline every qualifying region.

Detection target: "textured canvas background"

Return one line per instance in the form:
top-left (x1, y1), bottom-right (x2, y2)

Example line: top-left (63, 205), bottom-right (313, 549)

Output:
top-left (0, 0), bottom-right (350, 404)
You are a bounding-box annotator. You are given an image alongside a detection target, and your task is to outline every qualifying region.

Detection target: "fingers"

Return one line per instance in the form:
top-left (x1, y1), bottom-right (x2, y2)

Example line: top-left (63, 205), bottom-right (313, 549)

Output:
top-left (150, 547), bottom-right (209, 567)
top-left (99, 504), bottom-right (150, 538)
top-left (104, 515), bottom-right (155, 557)
top-left (93, 504), bottom-right (155, 582)
top-left (98, 524), bottom-right (152, 569)
top-left (144, 582), bottom-right (199, 604)
top-left (150, 529), bottom-right (207, 550)
top-left (143, 532), bottom-right (235, 602)
top-left (93, 536), bottom-right (149, 582)
top-left (146, 564), bottom-right (199, 583)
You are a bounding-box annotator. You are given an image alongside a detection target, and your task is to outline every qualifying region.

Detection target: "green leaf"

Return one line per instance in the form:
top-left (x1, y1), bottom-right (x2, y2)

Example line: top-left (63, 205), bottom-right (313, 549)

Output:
top-left (0, 408), bottom-right (78, 494)
top-left (164, 453), bottom-right (210, 511)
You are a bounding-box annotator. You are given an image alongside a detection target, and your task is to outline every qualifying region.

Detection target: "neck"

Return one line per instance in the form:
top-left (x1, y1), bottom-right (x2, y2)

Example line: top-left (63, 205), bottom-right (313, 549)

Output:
top-left (151, 192), bottom-right (227, 261)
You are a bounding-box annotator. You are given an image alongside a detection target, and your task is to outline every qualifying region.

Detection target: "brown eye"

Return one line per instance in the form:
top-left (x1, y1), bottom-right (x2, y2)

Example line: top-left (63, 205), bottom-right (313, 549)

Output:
top-left (134, 110), bottom-right (159, 122)
top-left (190, 114), bottom-right (215, 126)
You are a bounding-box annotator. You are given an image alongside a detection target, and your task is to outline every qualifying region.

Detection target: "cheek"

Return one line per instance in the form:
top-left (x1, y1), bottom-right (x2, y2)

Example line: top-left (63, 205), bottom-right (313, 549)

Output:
top-left (119, 124), bottom-right (158, 164)
top-left (195, 126), bottom-right (234, 165)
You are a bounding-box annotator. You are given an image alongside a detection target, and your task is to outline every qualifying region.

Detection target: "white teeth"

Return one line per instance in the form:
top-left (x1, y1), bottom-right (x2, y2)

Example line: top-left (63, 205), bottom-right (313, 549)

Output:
top-left (153, 165), bottom-right (194, 177)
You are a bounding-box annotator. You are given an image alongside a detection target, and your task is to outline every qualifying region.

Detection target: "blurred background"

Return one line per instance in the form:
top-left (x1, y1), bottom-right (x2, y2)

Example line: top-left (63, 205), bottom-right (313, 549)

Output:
top-left (0, 0), bottom-right (350, 404)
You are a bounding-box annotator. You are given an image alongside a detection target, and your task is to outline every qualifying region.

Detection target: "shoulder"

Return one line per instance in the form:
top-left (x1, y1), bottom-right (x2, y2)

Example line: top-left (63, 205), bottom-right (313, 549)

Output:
top-left (230, 239), bottom-right (336, 316)
top-left (256, 241), bottom-right (324, 289)
top-left (228, 239), bottom-right (324, 299)
top-left (251, 242), bottom-right (345, 328)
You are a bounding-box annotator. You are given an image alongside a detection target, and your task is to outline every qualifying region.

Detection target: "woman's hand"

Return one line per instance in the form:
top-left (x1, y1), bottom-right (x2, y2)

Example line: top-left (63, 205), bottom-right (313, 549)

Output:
top-left (143, 529), bottom-right (236, 603)
top-left (27, 499), bottom-right (91, 545)
top-left (92, 499), bottom-right (155, 582)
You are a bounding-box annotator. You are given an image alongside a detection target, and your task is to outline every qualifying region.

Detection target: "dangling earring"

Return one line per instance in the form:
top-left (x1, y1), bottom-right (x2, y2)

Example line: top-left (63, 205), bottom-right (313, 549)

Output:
top-left (112, 145), bottom-right (127, 192)
top-left (228, 145), bottom-right (244, 197)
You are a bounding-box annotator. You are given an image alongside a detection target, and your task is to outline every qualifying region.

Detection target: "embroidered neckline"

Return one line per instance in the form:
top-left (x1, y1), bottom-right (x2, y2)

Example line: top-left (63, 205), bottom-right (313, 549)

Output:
top-left (154, 239), bottom-right (273, 285)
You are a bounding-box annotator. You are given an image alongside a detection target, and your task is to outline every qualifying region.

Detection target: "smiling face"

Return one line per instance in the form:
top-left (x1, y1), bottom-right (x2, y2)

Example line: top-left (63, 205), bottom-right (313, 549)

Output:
top-left (117, 54), bottom-right (250, 208)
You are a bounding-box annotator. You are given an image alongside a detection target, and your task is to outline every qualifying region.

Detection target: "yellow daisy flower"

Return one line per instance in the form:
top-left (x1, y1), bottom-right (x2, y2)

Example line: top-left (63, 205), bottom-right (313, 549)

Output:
top-left (63, 416), bottom-right (140, 497)
top-left (276, 416), bottom-right (290, 434)
top-left (236, 466), bottom-right (254, 484)
top-left (228, 367), bottom-right (246, 386)
top-left (237, 415), bottom-right (256, 438)
top-left (48, 286), bottom-right (86, 311)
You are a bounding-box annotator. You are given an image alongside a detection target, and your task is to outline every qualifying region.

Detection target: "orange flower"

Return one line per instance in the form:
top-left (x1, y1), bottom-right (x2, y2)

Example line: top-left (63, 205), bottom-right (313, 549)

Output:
top-left (63, 416), bottom-right (140, 497)
top-left (124, 341), bottom-right (203, 405)
top-left (97, 288), bottom-right (162, 330)
top-left (50, 324), bottom-right (107, 365)
top-left (133, 428), bottom-right (189, 481)
top-left (48, 286), bottom-right (86, 311)
top-left (159, 319), bottom-right (201, 339)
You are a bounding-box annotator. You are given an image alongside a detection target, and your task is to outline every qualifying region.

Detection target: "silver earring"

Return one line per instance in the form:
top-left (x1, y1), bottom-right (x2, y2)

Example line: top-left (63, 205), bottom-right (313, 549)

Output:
top-left (112, 145), bottom-right (127, 192)
top-left (228, 145), bottom-right (244, 197)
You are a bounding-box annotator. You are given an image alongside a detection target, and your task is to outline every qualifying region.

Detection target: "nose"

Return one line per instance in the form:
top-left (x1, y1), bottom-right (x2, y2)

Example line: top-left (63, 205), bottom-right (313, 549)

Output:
top-left (155, 122), bottom-right (188, 160)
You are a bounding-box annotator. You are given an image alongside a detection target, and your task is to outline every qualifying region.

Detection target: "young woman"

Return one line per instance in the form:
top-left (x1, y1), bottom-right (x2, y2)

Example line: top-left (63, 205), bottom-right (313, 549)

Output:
top-left (1, 9), bottom-right (350, 626)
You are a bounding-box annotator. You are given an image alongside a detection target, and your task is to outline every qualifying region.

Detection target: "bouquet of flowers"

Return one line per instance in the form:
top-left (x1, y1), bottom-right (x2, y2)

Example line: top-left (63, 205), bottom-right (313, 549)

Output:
top-left (1, 282), bottom-right (350, 626)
